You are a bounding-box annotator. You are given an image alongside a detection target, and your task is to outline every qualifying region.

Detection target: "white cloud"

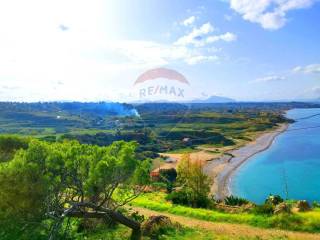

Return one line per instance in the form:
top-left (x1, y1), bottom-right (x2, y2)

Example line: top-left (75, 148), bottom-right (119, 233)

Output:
top-left (110, 40), bottom-right (214, 66)
top-left (229, 0), bottom-right (317, 30)
top-left (182, 16), bottom-right (196, 26)
top-left (253, 75), bottom-right (286, 83)
top-left (206, 32), bottom-right (237, 44)
top-left (175, 23), bottom-right (237, 47)
top-left (175, 22), bottom-right (215, 46)
top-left (293, 64), bottom-right (320, 74)
top-left (185, 55), bottom-right (219, 65)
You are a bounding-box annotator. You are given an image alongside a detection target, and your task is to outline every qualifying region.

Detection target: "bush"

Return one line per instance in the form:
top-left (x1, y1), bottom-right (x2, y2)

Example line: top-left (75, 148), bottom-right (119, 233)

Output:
top-left (312, 201), bottom-right (320, 208)
top-left (0, 135), bottom-right (29, 162)
top-left (166, 191), bottom-right (190, 206)
top-left (265, 195), bottom-right (284, 206)
top-left (142, 215), bottom-right (180, 240)
top-left (224, 195), bottom-right (249, 206)
top-left (166, 190), bottom-right (211, 208)
top-left (129, 211), bottom-right (145, 223)
top-left (252, 203), bottom-right (274, 215)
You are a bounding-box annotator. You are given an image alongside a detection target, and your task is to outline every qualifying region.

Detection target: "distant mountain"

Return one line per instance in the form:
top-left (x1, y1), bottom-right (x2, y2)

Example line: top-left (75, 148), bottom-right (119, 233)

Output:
top-left (188, 95), bottom-right (236, 103)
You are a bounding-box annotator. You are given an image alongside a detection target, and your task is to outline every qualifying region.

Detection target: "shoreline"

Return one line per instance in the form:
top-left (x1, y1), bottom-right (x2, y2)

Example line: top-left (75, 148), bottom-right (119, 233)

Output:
top-left (204, 123), bottom-right (289, 200)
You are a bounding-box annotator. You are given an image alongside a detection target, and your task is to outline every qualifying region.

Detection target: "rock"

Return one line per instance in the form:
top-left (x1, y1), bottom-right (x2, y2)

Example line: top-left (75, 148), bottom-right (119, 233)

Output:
top-left (296, 200), bottom-right (311, 212)
top-left (274, 202), bottom-right (291, 214)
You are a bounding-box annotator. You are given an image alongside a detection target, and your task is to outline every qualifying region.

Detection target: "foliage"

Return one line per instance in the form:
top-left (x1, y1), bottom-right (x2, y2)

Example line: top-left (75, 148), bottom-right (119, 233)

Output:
top-left (0, 138), bottom-right (151, 239)
top-left (166, 190), bottom-right (191, 206)
top-left (159, 168), bottom-right (177, 183)
top-left (0, 135), bottom-right (29, 162)
top-left (224, 195), bottom-right (249, 206)
top-left (266, 195), bottom-right (284, 206)
top-left (173, 154), bottom-right (211, 208)
top-left (76, 224), bottom-right (231, 240)
top-left (313, 201), bottom-right (320, 208)
top-left (252, 204), bottom-right (275, 215)
top-left (158, 168), bottom-right (177, 193)
top-left (132, 193), bottom-right (320, 233)
top-left (130, 211), bottom-right (145, 224)
top-left (142, 215), bottom-right (176, 239)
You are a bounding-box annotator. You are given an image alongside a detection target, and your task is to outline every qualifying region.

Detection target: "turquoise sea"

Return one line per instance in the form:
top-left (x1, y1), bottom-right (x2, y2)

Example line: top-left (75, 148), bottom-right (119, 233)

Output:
top-left (231, 108), bottom-right (320, 203)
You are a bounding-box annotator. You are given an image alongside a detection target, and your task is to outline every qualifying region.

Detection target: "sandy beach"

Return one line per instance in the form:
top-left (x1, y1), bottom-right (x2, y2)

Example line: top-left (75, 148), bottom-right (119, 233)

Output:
top-left (203, 123), bottom-right (289, 200)
top-left (153, 123), bottom-right (289, 200)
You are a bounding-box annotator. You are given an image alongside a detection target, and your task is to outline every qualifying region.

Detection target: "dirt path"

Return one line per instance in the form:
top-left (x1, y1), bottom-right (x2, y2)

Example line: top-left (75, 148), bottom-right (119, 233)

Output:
top-left (134, 206), bottom-right (320, 240)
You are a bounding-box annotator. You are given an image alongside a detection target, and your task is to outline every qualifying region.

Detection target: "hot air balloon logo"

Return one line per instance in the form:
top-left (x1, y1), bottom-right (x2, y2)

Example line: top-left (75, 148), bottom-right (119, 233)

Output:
top-left (134, 68), bottom-right (189, 100)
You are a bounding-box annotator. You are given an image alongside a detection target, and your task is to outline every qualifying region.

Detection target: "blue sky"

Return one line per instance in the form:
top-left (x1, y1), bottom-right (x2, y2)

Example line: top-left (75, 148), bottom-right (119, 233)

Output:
top-left (0, 0), bottom-right (319, 102)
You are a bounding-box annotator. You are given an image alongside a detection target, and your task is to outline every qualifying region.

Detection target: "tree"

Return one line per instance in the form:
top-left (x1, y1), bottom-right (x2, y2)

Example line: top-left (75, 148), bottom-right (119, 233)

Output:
top-left (0, 135), bottom-right (29, 162)
top-left (0, 139), bottom-right (150, 240)
top-left (176, 154), bottom-right (211, 208)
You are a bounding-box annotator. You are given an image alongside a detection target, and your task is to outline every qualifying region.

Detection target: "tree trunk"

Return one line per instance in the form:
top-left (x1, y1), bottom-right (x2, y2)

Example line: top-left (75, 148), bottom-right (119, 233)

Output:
top-left (67, 205), bottom-right (141, 240)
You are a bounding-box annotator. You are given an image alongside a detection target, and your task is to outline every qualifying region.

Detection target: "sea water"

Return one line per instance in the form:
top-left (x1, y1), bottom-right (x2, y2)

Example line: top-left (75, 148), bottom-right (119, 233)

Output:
top-left (231, 108), bottom-right (320, 203)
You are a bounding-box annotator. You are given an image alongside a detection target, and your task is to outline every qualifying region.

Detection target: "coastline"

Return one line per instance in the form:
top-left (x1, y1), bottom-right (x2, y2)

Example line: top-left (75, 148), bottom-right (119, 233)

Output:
top-left (204, 123), bottom-right (289, 200)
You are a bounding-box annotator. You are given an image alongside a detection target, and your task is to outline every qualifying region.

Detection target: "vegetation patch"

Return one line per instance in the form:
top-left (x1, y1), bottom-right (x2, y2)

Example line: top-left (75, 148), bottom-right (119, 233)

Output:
top-left (131, 193), bottom-right (320, 233)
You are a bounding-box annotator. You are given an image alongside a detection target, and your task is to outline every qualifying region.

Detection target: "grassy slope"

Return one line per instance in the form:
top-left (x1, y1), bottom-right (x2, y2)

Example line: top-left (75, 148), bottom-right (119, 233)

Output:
top-left (130, 193), bottom-right (320, 233)
top-left (83, 225), bottom-right (223, 240)
top-left (132, 206), bottom-right (320, 240)
top-left (84, 224), bottom-right (294, 240)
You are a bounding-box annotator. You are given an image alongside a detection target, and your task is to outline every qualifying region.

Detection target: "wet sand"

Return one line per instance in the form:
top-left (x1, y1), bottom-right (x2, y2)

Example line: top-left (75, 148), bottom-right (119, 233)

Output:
top-left (203, 123), bottom-right (289, 200)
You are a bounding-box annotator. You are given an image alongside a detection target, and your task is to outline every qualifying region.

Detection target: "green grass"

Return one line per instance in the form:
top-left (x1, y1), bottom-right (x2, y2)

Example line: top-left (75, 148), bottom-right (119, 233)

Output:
top-left (166, 147), bottom-right (199, 154)
top-left (130, 193), bottom-right (320, 233)
top-left (75, 225), bottom-right (131, 240)
top-left (78, 224), bottom-right (214, 240)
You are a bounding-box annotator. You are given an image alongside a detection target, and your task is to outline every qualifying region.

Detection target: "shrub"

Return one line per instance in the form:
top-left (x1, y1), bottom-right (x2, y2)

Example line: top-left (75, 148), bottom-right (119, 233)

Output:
top-left (252, 203), bottom-right (274, 215)
top-left (166, 190), bottom-right (190, 206)
top-left (295, 200), bottom-right (311, 212)
top-left (224, 195), bottom-right (249, 206)
top-left (312, 201), bottom-right (320, 208)
top-left (166, 190), bottom-right (211, 208)
top-left (142, 215), bottom-right (180, 239)
top-left (265, 195), bottom-right (284, 206)
top-left (129, 211), bottom-right (145, 223)
top-left (194, 195), bottom-right (212, 209)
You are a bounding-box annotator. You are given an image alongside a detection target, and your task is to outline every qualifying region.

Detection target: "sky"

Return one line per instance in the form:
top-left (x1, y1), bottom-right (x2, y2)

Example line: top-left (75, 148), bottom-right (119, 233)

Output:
top-left (0, 0), bottom-right (320, 102)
